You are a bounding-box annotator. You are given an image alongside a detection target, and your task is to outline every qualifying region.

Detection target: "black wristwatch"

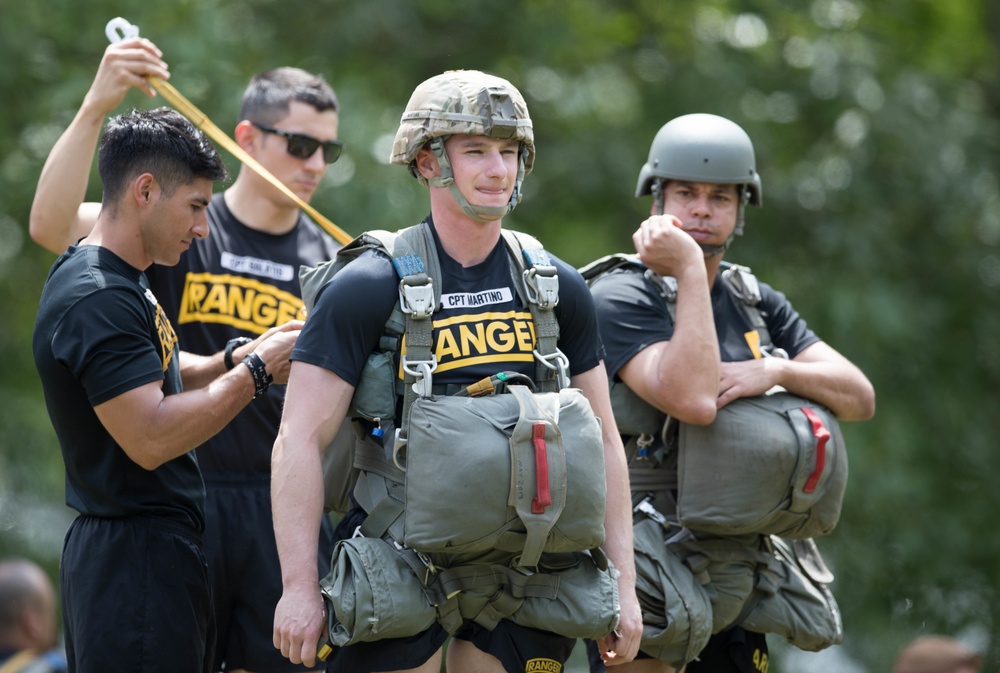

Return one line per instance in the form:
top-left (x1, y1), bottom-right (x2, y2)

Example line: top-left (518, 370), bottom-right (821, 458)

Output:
top-left (224, 337), bottom-right (254, 371)
top-left (242, 352), bottom-right (273, 399)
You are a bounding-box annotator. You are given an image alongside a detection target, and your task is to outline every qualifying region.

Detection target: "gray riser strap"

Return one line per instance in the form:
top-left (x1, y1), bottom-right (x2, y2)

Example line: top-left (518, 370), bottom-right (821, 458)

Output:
top-left (627, 467), bottom-right (676, 492)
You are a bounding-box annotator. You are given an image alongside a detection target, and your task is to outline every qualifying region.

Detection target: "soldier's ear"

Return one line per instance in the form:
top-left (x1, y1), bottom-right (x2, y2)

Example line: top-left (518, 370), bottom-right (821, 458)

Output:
top-left (415, 145), bottom-right (440, 180)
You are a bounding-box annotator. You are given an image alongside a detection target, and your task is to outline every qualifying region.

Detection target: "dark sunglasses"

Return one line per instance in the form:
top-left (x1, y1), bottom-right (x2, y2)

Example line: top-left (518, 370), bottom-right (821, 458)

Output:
top-left (251, 122), bottom-right (344, 164)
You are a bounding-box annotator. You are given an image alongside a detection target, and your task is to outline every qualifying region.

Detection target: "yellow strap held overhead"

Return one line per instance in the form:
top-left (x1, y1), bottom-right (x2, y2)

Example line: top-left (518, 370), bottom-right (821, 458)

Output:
top-left (105, 17), bottom-right (353, 246)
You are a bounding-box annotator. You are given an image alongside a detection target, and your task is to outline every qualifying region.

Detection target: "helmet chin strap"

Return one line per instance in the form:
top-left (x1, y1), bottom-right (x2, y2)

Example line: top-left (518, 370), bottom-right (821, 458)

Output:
top-left (427, 138), bottom-right (526, 222)
top-left (651, 178), bottom-right (746, 258)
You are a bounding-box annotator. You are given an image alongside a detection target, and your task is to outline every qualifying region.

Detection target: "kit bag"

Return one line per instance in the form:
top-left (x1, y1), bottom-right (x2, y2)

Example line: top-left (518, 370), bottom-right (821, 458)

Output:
top-left (676, 389), bottom-right (847, 539)
top-left (631, 519), bottom-right (713, 667)
top-left (738, 537), bottom-right (844, 651)
top-left (319, 535), bottom-right (438, 646)
top-left (320, 540), bottom-right (620, 644)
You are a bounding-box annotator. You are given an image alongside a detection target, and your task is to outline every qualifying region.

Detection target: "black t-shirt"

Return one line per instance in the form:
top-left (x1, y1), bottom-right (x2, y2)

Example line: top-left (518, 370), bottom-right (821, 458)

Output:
top-left (32, 245), bottom-right (203, 530)
top-left (591, 264), bottom-right (820, 381)
top-left (591, 263), bottom-right (817, 671)
top-left (294, 218), bottom-right (603, 410)
top-left (146, 193), bottom-right (341, 474)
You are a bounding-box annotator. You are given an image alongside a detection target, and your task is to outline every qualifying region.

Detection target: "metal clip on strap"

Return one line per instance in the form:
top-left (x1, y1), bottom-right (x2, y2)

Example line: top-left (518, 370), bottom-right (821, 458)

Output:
top-left (532, 348), bottom-right (570, 390)
top-left (398, 277), bottom-right (435, 319)
top-left (401, 356), bottom-right (437, 398)
top-left (522, 266), bottom-right (560, 310)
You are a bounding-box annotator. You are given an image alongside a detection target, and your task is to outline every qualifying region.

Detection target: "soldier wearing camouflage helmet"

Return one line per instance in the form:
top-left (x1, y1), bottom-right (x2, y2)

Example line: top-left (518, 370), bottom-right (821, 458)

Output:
top-left (391, 69), bottom-right (535, 221)
top-left (585, 113), bottom-right (875, 673)
top-left (271, 70), bottom-right (643, 673)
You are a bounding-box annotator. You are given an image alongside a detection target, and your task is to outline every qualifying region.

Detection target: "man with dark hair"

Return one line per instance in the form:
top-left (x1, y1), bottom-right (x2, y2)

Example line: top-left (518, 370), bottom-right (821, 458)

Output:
top-left (32, 106), bottom-right (301, 673)
top-left (30, 38), bottom-right (343, 673)
top-left (587, 113), bottom-right (875, 673)
top-left (0, 558), bottom-right (66, 673)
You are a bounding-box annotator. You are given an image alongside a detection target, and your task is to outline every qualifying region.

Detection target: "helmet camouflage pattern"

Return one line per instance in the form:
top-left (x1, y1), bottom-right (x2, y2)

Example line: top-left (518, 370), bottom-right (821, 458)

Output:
top-left (391, 70), bottom-right (534, 180)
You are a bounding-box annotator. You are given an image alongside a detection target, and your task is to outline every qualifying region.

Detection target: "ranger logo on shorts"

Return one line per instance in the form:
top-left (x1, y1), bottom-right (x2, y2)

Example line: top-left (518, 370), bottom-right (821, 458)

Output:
top-left (525, 658), bottom-right (562, 673)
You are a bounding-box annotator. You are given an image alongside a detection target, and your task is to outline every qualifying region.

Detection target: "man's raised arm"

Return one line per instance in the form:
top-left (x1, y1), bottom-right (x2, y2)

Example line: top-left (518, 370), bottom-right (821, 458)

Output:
top-left (30, 38), bottom-right (169, 253)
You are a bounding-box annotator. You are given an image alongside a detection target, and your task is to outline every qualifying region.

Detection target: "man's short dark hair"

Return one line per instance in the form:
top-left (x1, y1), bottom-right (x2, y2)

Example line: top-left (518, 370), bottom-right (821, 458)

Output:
top-left (97, 107), bottom-right (229, 208)
top-left (239, 67), bottom-right (339, 125)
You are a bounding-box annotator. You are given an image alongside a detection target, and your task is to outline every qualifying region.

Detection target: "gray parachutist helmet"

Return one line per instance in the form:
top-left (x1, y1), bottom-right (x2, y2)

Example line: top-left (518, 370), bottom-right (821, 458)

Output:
top-left (390, 70), bottom-right (534, 222)
top-left (636, 113), bottom-right (762, 255)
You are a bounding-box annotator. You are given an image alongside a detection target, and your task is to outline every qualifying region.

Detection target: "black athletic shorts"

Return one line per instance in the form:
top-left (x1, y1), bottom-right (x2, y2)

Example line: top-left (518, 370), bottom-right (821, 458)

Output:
top-left (202, 474), bottom-right (335, 673)
top-left (585, 627), bottom-right (769, 672)
top-left (61, 515), bottom-right (214, 673)
top-left (325, 506), bottom-right (576, 673)
top-left (687, 628), bottom-right (769, 673)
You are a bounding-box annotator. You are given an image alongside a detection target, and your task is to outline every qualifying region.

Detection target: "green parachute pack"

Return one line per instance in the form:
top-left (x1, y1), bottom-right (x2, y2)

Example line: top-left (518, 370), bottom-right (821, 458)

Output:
top-left (579, 253), bottom-right (845, 667)
top-left (300, 221), bottom-right (619, 645)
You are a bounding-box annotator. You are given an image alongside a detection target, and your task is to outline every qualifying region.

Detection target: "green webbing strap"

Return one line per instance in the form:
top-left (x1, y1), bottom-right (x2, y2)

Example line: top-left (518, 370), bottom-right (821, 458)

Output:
top-left (720, 262), bottom-right (774, 352)
top-left (504, 230), bottom-right (565, 393)
top-left (627, 465), bottom-right (676, 493)
top-left (358, 481), bottom-right (405, 539)
top-left (435, 563), bottom-right (561, 599)
top-left (391, 224), bottom-right (438, 493)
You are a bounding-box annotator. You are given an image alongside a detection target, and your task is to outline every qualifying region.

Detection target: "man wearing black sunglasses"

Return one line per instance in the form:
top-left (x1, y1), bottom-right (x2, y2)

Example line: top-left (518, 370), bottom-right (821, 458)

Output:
top-left (251, 122), bottom-right (344, 164)
top-left (30, 37), bottom-right (343, 673)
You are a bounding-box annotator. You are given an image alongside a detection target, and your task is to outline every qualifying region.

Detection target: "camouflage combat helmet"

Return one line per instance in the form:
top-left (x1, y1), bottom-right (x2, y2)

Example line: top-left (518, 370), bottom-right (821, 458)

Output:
top-left (391, 70), bottom-right (534, 221)
top-left (636, 113), bottom-right (762, 256)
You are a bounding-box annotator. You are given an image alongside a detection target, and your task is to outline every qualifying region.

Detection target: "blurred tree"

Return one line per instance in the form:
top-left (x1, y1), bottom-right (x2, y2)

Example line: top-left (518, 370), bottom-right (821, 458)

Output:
top-left (1, 0), bottom-right (997, 670)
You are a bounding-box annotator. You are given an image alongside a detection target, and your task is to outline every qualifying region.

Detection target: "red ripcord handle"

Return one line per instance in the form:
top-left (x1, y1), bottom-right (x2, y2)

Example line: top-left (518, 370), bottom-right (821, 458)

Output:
top-left (800, 408), bottom-right (830, 494)
top-left (531, 422), bottom-right (552, 514)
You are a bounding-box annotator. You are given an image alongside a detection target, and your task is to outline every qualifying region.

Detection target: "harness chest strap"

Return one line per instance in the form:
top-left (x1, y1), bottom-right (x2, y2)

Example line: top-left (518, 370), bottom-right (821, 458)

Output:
top-left (357, 223), bottom-right (567, 555)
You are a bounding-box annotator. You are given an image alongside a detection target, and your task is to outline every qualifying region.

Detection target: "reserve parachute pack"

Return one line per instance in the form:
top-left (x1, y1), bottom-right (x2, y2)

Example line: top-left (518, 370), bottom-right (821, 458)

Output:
top-left (578, 253), bottom-right (848, 538)
top-left (578, 253), bottom-right (845, 665)
top-left (301, 221), bottom-right (618, 644)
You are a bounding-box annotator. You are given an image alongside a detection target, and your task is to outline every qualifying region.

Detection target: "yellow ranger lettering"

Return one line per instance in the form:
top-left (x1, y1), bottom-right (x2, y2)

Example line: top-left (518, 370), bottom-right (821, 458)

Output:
top-left (154, 303), bottom-right (178, 372)
top-left (178, 272), bottom-right (304, 334)
top-left (486, 321), bottom-right (516, 351)
top-left (525, 658), bottom-right (562, 673)
top-left (753, 648), bottom-right (769, 672)
top-left (400, 310), bottom-right (538, 376)
top-left (458, 323), bottom-right (487, 355)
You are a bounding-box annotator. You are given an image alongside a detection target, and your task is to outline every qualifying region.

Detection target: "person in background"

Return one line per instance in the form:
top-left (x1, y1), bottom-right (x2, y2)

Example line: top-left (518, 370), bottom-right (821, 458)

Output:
top-left (0, 557), bottom-right (67, 673)
top-left (29, 37), bottom-right (344, 673)
top-left (32, 106), bottom-right (303, 672)
top-left (893, 635), bottom-right (983, 673)
top-left (588, 113), bottom-right (875, 673)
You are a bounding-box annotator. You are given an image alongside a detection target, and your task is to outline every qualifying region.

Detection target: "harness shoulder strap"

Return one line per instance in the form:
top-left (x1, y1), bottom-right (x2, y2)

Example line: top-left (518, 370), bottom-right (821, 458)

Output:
top-left (719, 261), bottom-right (775, 355)
top-left (502, 229), bottom-right (565, 392)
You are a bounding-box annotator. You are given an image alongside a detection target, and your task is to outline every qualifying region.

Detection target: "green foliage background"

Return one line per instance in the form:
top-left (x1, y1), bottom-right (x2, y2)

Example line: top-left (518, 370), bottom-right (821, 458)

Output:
top-left (1, 1), bottom-right (998, 670)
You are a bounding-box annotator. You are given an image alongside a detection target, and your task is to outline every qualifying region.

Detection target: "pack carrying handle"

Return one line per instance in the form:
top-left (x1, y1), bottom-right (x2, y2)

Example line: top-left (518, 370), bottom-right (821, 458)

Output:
top-left (800, 408), bottom-right (830, 494)
top-left (509, 385), bottom-right (566, 567)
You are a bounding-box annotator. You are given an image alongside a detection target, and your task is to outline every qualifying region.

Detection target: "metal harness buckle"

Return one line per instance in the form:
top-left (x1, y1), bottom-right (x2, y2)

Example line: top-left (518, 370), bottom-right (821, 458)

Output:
top-left (401, 355), bottom-right (437, 398)
top-left (522, 266), bottom-right (560, 310)
top-left (399, 279), bottom-right (435, 319)
top-left (633, 494), bottom-right (668, 525)
top-left (532, 348), bottom-right (570, 390)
